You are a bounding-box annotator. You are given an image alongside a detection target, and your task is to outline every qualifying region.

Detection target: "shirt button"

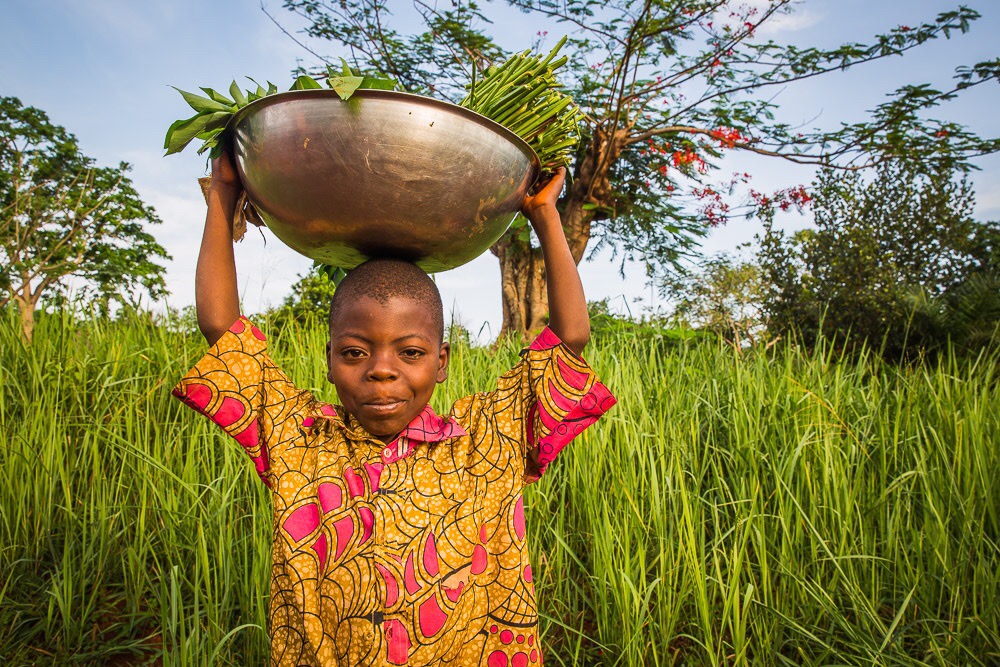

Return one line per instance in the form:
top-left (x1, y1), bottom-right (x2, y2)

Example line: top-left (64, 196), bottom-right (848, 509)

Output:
top-left (383, 448), bottom-right (392, 457)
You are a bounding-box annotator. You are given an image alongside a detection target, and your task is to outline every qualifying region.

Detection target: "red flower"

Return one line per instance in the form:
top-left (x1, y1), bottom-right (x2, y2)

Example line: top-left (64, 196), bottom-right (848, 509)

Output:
top-left (709, 127), bottom-right (745, 148)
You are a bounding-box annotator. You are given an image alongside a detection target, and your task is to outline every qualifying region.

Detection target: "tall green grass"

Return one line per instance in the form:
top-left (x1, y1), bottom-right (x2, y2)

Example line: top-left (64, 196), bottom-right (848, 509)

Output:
top-left (1, 309), bottom-right (997, 665)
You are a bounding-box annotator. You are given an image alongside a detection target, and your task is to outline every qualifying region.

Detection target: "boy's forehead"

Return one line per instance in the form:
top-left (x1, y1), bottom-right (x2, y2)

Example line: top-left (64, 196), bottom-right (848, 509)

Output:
top-left (330, 294), bottom-right (440, 334)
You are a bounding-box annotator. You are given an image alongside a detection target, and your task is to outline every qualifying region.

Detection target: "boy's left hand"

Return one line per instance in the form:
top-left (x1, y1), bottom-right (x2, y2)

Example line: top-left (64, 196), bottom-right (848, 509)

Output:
top-left (521, 167), bottom-right (567, 225)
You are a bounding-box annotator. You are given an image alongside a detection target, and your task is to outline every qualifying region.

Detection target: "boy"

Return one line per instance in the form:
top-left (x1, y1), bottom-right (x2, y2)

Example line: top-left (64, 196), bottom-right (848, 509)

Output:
top-left (173, 154), bottom-right (615, 666)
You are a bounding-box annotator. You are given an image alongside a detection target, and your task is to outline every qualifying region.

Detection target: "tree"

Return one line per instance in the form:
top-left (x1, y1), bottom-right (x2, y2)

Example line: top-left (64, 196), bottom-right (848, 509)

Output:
top-left (263, 264), bottom-right (338, 332)
top-left (0, 97), bottom-right (170, 341)
top-left (663, 250), bottom-right (768, 347)
top-left (278, 0), bottom-right (998, 340)
top-left (907, 219), bottom-right (1000, 351)
top-left (757, 157), bottom-right (989, 356)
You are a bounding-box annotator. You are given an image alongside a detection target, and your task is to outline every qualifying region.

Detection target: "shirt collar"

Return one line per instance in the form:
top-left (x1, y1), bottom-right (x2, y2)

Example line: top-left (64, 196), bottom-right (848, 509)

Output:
top-left (398, 405), bottom-right (468, 442)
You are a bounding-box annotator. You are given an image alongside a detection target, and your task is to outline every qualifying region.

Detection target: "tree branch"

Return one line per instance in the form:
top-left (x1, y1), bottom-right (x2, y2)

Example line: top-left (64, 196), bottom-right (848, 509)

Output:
top-left (624, 124), bottom-right (878, 169)
top-left (505, 0), bottom-right (623, 46)
top-left (261, 2), bottom-right (334, 67)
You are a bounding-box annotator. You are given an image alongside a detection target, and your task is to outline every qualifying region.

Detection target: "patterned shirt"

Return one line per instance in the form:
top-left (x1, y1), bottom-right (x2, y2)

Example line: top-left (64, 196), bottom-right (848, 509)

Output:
top-left (173, 317), bottom-right (615, 666)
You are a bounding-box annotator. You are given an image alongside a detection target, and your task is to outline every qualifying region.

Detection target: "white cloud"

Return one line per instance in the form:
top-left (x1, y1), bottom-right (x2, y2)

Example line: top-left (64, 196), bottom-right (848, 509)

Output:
top-left (974, 188), bottom-right (1000, 220)
top-left (715, 0), bottom-right (823, 38)
top-left (757, 9), bottom-right (823, 37)
top-left (65, 0), bottom-right (163, 42)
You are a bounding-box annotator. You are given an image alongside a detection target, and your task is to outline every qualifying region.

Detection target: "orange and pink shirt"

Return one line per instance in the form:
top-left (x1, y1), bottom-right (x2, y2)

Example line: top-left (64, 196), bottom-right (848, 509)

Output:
top-left (173, 317), bottom-right (615, 666)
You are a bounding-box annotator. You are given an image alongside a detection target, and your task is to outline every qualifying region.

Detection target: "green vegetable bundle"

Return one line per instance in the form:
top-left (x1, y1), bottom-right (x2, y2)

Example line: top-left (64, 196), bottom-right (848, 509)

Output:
top-left (164, 79), bottom-right (274, 158)
top-left (166, 43), bottom-right (581, 172)
top-left (459, 36), bottom-right (582, 173)
top-left (163, 62), bottom-right (396, 158)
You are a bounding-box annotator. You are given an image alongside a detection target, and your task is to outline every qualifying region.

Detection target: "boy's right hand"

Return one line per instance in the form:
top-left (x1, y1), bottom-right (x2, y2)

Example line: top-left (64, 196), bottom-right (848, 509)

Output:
top-left (210, 151), bottom-right (240, 192)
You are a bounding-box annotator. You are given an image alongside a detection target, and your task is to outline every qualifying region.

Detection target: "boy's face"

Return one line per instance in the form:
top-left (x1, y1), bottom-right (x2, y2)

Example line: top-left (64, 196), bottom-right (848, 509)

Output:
top-left (327, 295), bottom-right (449, 442)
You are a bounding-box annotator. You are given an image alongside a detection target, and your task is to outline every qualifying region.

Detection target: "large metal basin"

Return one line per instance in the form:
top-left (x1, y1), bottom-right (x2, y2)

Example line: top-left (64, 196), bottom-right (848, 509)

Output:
top-left (231, 89), bottom-right (539, 272)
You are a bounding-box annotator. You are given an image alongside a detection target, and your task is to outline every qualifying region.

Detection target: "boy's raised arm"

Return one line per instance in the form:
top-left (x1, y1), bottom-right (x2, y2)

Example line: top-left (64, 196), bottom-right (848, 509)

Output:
top-left (521, 168), bottom-right (591, 355)
top-left (195, 154), bottom-right (242, 345)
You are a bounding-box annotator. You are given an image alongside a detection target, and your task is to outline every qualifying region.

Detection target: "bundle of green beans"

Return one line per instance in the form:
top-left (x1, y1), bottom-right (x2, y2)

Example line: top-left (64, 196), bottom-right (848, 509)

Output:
top-left (460, 36), bottom-right (582, 174)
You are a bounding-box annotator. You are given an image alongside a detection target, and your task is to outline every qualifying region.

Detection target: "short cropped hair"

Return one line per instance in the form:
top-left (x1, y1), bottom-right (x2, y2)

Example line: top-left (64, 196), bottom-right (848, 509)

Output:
top-left (329, 259), bottom-right (444, 341)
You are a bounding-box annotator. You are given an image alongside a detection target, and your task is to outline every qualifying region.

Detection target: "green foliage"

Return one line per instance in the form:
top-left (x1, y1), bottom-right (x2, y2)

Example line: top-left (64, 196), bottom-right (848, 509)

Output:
top-left (286, 0), bottom-right (505, 97)
top-left (460, 37), bottom-right (583, 172)
top-left (662, 250), bottom-right (768, 346)
top-left (3, 309), bottom-right (999, 664)
top-left (0, 96), bottom-right (169, 339)
top-left (585, 299), bottom-right (712, 356)
top-left (281, 1), bottom-right (997, 343)
top-left (907, 220), bottom-right (1000, 349)
top-left (758, 158), bottom-right (995, 356)
top-left (164, 67), bottom-right (398, 157)
top-left (164, 79), bottom-right (276, 156)
top-left (262, 264), bottom-right (338, 334)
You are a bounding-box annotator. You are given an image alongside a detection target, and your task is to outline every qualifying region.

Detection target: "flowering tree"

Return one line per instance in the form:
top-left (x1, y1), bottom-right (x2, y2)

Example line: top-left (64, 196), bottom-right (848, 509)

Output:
top-left (280, 0), bottom-right (998, 339)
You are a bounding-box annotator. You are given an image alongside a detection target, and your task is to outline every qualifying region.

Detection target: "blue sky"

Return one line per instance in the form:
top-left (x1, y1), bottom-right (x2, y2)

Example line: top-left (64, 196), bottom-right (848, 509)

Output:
top-left (3, 0), bottom-right (997, 336)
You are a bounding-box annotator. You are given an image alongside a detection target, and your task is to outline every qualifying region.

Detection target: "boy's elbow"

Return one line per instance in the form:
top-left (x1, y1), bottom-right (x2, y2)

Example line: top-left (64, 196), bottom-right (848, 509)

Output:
top-left (562, 324), bottom-right (591, 357)
top-left (195, 302), bottom-right (242, 347)
top-left (197, 316), bottom-right (229, 347)
top-left (198, 326), bottom-right (224, 347)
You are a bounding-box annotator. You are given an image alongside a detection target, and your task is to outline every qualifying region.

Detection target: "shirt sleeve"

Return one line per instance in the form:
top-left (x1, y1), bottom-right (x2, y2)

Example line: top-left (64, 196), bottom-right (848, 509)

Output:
top-left (171, 316), bottom-right (311, 486)
top-left (490, 327), bottom-right (616, 482)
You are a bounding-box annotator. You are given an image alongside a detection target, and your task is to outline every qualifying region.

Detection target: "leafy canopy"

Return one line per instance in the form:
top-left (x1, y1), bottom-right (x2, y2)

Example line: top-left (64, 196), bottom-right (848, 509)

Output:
top-left (277, 1), bottom-right (998, 341)
top-left (282, 0), bottom-right (998, 269)
top-left (1, 96), bottom-right (169, 335)
top-left (757, 156), bottom-right (997, 356)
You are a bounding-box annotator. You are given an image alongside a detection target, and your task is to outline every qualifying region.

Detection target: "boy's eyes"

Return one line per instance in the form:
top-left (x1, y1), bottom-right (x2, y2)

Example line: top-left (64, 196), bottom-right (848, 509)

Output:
top-left (337, 347), bottom-right (427, 360)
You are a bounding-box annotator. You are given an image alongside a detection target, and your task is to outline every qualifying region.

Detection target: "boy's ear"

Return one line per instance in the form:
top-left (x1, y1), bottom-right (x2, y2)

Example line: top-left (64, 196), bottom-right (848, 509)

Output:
top-left (436, 342), bottom-right (450, 384)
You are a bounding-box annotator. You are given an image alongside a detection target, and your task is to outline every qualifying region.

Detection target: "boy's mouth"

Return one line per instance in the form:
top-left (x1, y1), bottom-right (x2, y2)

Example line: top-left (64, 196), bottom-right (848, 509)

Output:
top-left (363, 399), bottom-right (406, 414)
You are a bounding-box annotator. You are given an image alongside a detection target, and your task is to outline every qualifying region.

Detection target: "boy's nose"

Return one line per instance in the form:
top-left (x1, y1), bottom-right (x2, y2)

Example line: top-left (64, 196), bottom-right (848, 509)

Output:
top-left (366, 353), bottom-right (399, 380)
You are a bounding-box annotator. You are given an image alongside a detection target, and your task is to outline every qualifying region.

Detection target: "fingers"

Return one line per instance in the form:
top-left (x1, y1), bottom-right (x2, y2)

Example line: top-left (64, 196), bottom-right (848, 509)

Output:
top-left (533, 167), bottom-right (566, 204)
top-left (547, 167), bottom-right (567, 192)
top-left (210, 150), bottom-right (239, 186)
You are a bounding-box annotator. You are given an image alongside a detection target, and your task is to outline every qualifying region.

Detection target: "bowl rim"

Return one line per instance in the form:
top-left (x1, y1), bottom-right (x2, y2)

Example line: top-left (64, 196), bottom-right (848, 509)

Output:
top-left (229, 88), bottom-right (541, 186)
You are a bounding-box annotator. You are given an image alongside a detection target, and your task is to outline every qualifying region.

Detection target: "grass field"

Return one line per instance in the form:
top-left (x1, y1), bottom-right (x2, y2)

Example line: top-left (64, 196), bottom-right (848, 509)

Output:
top-left (1, 308), bottom-right (998, 665)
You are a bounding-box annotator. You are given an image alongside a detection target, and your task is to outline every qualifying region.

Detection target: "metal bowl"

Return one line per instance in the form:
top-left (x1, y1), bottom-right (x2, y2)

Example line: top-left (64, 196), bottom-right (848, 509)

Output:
top-left (231, 89), bottom-right (539, 273)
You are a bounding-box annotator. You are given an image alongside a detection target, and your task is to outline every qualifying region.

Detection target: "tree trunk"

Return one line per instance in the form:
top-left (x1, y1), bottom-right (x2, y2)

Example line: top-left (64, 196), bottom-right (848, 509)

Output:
top-left (493, 125), bottom-right (628, 340)
top-left (491, 234), bottom-right (548, 342)
top-left (14, 292), bottom-right (35, 343)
